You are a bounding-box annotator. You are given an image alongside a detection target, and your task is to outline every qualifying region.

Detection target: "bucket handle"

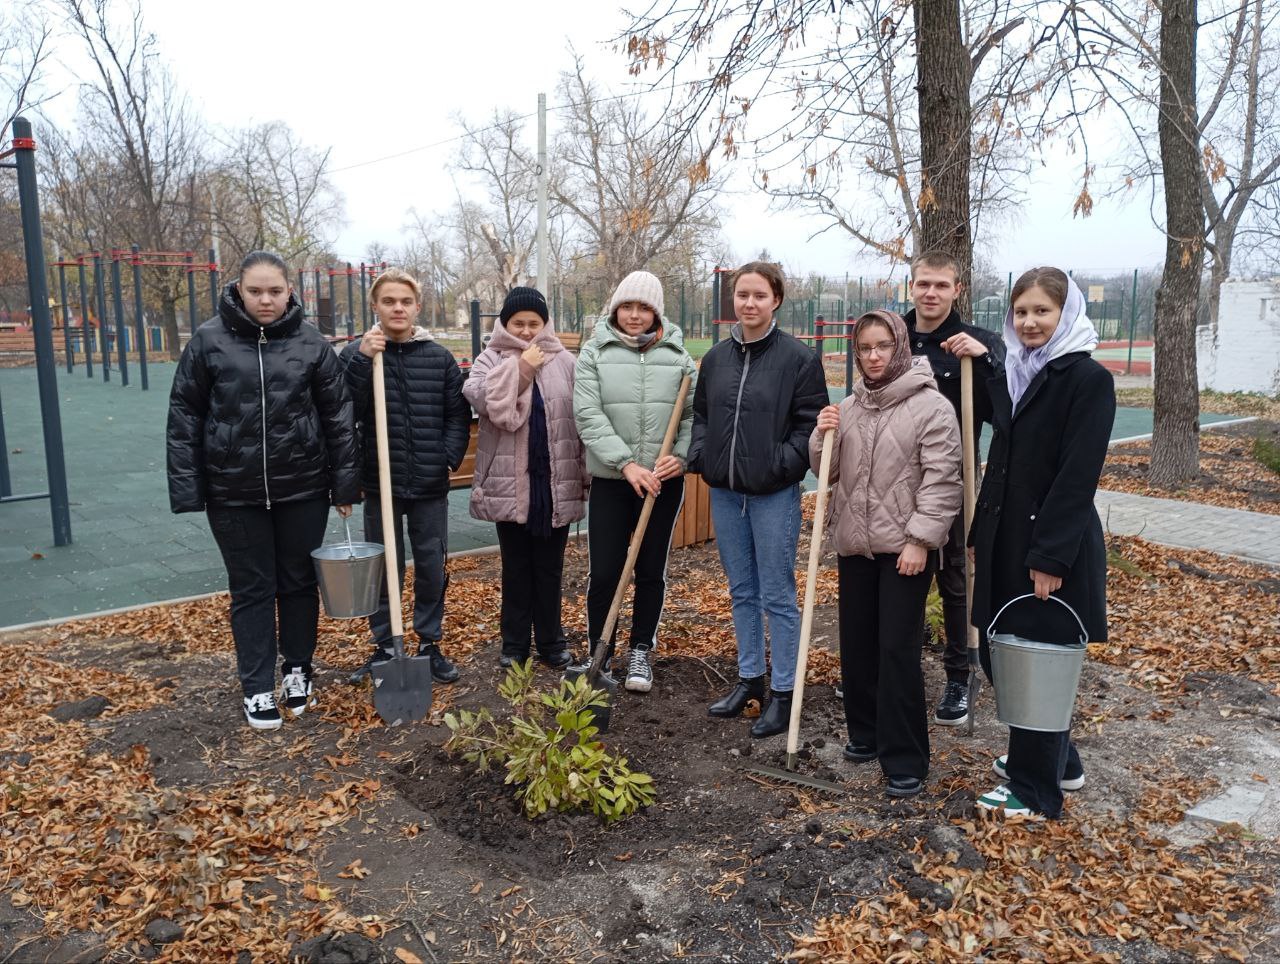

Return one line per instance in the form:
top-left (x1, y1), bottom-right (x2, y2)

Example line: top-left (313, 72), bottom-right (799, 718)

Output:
top-left (341, 514), bottom-right (356, 559)
top-left (986, 593), bottom-right (1088, 647)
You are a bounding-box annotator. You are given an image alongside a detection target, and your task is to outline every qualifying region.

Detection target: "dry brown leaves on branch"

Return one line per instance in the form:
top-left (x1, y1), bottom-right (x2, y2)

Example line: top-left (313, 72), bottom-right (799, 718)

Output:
top-left (793, 806), bottom-right (1271, 962)
top-left (1102, 431), bottom-right (1280, 515)
top-left (1100, 536), bottom-right (1280, 694)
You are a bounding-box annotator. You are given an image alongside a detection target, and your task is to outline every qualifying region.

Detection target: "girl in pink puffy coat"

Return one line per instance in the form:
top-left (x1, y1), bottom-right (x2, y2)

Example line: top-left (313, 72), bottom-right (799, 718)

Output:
top-left (463, 287), bottom-right (589, 669)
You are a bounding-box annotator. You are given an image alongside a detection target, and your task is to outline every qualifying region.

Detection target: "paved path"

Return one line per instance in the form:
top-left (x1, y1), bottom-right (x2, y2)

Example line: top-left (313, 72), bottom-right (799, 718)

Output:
top-left (1093, 490), bottom-right (1280, 567)
top-left (0, 363), bottom-right (1262, 628)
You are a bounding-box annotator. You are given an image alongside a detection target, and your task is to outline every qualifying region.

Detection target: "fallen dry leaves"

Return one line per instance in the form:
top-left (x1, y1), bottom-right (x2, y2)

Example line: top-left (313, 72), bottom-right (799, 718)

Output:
top-left (792, 810), bottom-right (1271, 962)
top-left (1100, 536), bottom-right (1280, 694)
top-left (0, 642), bottom-right (386, 959)
top-left (1102, 430), bottom-right (1280, 515)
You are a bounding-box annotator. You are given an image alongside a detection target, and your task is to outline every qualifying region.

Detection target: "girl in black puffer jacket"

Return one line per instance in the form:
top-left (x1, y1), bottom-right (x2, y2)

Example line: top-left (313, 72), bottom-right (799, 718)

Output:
top-left (167, 251), bottom-right (359, 731)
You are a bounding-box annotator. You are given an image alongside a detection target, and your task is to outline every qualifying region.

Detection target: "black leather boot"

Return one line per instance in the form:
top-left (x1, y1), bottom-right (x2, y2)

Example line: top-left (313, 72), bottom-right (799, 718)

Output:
top-left (750, 690), bottom-right (792, 738)
top-left (708, 675), bottom-right (766, 718)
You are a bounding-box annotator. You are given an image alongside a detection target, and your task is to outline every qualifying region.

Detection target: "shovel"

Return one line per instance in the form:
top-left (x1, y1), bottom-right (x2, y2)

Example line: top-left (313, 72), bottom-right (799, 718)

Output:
top-left (747, 427), bottom-right (844, 793)
top-left (565, 374), bottom-right (692, 732)
top-left (368, 350), bottom-right (433, 726)
top-left (961, 355), bottom-right (980, 735)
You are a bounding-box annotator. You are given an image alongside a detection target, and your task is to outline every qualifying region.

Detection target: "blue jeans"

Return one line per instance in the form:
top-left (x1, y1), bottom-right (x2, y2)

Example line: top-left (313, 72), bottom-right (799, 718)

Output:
top-left (709, 484), bottom-right (802, 691)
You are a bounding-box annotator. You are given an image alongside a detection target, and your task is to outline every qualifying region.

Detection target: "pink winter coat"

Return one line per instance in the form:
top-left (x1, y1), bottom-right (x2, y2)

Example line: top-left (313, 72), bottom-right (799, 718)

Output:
top-left (463, 322), bottom-right (589, 527)
top-left (810, 356), bottom-right (961, 558)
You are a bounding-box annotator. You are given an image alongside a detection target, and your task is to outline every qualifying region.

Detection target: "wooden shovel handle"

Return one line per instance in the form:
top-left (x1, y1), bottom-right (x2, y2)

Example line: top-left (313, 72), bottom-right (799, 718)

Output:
top-left (372, 351), bottom-right (404, 645)
top-left (786, 427), bottom-right (835, 768)
top-left (589, 373), bottom-right (692, 673)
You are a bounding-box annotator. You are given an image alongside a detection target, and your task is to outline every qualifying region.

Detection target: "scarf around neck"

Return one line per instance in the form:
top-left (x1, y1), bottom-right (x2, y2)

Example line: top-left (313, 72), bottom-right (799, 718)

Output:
top-left (611, 319), bottom-right (663, 350)
top-left (1003, 277), bottom-right (1099, 407)
top-left (855, 310), bottom-right (913, 390)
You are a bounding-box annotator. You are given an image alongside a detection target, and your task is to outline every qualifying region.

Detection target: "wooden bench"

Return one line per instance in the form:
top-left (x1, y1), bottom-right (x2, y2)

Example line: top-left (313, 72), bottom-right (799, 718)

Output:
top-left (556, 331), bottom-right (582, 353)
top-left (0, 330), bottom-right (35, 354)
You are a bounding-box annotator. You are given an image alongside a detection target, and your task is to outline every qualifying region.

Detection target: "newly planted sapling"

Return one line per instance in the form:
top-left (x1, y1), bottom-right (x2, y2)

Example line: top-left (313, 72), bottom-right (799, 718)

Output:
top-left (443, 662), bottom-right (655, 823)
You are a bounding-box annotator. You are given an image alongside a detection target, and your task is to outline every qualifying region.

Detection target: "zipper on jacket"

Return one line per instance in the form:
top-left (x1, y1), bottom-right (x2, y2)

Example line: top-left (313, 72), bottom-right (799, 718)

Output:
top-left (257, 327), bottom-right (272, 509)
top-left (727, 342), bottom-right (751, 491)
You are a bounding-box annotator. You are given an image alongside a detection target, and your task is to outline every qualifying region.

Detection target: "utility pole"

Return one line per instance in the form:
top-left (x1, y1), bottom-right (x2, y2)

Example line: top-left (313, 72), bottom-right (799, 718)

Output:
top-left (536, 92), bottom-right (549, 295)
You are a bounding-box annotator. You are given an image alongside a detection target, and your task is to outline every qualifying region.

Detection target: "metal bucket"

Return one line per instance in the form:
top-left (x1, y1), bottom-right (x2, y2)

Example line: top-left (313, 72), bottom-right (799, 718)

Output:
top-left (988, 594), bottom-right (1088, 733)
top-left (312, 541), bottom-right (385, 619)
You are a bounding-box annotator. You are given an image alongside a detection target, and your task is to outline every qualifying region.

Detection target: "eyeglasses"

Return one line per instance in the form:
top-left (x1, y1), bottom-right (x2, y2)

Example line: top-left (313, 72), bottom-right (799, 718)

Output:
top-left (856, 342), bottom-right (896, 358)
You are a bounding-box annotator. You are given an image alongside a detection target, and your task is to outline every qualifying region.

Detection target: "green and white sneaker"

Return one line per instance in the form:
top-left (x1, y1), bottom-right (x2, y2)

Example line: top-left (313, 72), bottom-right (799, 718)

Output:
top-left (976, 783), bottom-right (1045, 821)
top-left (992, 755), bottom-right (1085, 792)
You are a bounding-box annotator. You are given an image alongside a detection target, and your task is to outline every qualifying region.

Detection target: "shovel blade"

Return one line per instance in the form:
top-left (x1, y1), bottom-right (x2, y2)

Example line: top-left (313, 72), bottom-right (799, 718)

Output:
top-left (563, 662), bottom-right (617, 732)
top-left (370, 653), bottom-right (433, 726)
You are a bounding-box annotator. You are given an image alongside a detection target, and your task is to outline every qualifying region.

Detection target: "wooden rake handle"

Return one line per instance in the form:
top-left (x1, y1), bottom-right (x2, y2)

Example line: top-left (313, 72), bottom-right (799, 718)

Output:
top-left (587, 373), bottom-right (693, 675)
top-left (786, 427), bottom-right (835, 770)
top-left (372, 351), bottom-right (404, 649)
top-left (961, 355), bottom-right (979, 734)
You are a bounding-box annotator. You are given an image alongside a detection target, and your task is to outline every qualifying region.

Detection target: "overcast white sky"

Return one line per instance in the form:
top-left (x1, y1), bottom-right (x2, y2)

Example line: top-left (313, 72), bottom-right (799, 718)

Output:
top-left (40, 0), bottom-right (1170, 283)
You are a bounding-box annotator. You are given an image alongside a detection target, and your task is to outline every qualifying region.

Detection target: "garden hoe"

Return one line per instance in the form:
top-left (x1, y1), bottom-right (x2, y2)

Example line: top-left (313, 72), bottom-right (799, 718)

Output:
top-left (368, 351), bottom-right (433, 726)
top-left (747, 428), bottom-right (846, 794)
top-left (962, 355), bottom-right (981, 736)
top-left (565, 374), bottom-right (692, 733)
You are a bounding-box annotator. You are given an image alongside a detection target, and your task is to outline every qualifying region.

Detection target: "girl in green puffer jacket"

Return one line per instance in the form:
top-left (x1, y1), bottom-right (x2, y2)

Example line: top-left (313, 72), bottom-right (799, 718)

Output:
top-left (573, 270), bottom-right (697, 695)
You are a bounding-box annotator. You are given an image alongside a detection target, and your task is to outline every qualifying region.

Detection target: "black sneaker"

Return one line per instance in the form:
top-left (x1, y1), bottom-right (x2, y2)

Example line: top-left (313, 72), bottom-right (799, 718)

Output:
top-left (280, 666), bottom-right (316, 716)
top-left (933, 680), bottom-right (969, 726)
top-left (421, 643), bottom-right (460, 684)
top-left (243, 692), bottom-right (282, 730)
top-left (347, 646), bottom-right (393, 684)
top-left (499, 648), bottom-right (530, 668)
top-left (623, 648), bottom-right (653, 693)
top-left (536, 646), bottom-right (573, 670)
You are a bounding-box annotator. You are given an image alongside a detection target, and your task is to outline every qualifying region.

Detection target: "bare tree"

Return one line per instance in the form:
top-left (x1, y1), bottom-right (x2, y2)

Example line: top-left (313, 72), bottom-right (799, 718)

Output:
top-left (210, 121), bottom-right (344, 268)
top-left (0, 2), bottom-right (52, 139)
top-left (551, 61), bottom-right (725, 289)
top-left (52, 0), bottom-right (208, 358)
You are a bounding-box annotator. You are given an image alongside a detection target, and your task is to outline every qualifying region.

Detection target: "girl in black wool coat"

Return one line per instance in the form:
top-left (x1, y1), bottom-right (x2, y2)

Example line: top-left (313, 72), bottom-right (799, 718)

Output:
top-left (167, 252), bottom-right (359, 731)
top-left (965, 266), bottom-right (1116, 821)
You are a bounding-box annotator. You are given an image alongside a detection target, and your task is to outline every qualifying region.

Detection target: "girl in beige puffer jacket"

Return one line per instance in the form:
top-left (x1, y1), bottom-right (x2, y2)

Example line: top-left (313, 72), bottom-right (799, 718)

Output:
top-left (810, 309), bottom-right (961, 799)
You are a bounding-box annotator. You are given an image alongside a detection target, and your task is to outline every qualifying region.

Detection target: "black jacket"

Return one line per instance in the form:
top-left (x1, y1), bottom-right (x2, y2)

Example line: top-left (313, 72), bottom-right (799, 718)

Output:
top-left (688, 325), bottom-right (828, 494)
top-left (968, 353), bottom-right (1116, 645)
top-left (340, 331), bottom-right (471, 500)
top-left (904, 308), bottom-right (1004, 443)
top-left (167, 285), bottom-right (359, 513)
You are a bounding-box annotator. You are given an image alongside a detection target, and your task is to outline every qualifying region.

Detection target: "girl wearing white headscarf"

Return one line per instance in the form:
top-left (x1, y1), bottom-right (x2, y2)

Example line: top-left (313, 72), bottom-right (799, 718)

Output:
top-left (967, 267), bottom-right (1115, 821)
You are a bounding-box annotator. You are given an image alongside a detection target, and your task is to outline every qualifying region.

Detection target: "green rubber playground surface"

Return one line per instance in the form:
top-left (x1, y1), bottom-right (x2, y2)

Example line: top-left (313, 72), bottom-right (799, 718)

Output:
top-left (0, 362), bottom-right (1242, 628)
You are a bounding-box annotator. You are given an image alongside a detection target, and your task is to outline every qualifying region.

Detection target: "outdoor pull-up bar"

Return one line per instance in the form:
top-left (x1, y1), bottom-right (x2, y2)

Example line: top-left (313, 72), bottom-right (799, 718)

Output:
top-left (0, 117), bottom-right (72, 546)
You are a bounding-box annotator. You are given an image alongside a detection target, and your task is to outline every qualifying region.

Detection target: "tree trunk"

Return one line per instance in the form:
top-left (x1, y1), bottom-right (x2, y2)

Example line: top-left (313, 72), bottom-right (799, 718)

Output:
top-left (914, 0), bottom-right (973, 317)
top-left (161, 293), bottom-right (181, 361)
top-left (1150, 0), bottom-right (1203, 485)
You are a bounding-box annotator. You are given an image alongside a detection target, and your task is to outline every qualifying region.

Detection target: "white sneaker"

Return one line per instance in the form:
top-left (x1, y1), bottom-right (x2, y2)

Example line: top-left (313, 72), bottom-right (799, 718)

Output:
top-left (280, 668), bottom-right (316, 716)
top-left (624, 649), bottom-right (653, 693)
top-left (993, 755), bottom-right (1085, 791)
top-left (243, 692), bottom-right (283, 730)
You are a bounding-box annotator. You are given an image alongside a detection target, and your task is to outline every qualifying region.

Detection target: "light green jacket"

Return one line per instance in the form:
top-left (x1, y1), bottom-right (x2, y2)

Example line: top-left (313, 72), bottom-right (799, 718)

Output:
top-left (573, 317), bottom-right (697, 480)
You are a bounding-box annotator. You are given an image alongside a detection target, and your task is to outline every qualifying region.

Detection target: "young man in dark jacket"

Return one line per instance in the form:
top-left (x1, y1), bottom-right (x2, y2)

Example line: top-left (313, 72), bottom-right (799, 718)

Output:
top-left (903, 251), bottom-right (1004, 726)
top-left (340, 269), bottom-right (472, 684)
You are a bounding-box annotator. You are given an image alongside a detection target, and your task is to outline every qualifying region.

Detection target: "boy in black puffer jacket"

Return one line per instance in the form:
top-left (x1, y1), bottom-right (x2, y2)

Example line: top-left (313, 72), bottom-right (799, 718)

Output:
top-left (340, 269), bottom-right (471, 684)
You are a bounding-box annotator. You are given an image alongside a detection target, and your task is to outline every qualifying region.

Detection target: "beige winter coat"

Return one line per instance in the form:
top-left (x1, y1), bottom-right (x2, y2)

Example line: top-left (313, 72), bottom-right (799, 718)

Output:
top-left (810, 356), bottom-right (961, 558)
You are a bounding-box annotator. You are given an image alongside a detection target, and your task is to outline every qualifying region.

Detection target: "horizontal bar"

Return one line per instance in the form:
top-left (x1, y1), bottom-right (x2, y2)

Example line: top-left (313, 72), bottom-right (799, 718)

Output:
top-left (0, 491), bottom-right (51, 505)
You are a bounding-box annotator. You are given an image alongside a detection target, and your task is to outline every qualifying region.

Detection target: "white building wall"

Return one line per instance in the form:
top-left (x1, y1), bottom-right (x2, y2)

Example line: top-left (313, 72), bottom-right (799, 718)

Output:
top-left (1197, 280), bottom-right (1280, 395)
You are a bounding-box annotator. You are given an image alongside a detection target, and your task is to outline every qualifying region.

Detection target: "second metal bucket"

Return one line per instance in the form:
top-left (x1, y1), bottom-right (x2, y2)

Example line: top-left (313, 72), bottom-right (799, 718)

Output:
top-left (988, 594), bottom-right (1088, 733)
top-left (312, 532), bottom-right (385, 620)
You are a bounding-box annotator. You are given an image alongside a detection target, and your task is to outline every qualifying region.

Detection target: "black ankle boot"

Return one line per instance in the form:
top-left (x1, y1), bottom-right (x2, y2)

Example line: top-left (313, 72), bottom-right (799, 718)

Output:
top-left (750, 690), bottom-right (792, 738)
top-left (708, 675), bottom-right (766, 718)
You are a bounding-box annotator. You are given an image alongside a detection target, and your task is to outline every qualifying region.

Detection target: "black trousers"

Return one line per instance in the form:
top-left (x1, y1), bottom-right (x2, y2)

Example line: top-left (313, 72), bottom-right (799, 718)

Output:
top-left (934, 513), bottom-right (969, 683)
top-left (838, 552), bottom-right (935, 781)
top-left (207, 497), bottom-right (330, 697)
top-left (586, 476), bottom-right (684, 652)
top-left (363, 494), bottom-right (448, 646)
top-left (979, 629), bottom-right (1083, 819)
top-left (496, 521), bottom-right (570, 657)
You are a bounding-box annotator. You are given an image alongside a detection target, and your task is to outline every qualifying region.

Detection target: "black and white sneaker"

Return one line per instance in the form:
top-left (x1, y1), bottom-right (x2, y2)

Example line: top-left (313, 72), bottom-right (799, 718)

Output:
top-left (243, 692), bottom-right (283, 730)
top-left (933, 680), bottom-right (969, 726)
top-left (624, 648), bottom-right (654, 693)
top-left (280, 667), bottom-right (316, 716)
